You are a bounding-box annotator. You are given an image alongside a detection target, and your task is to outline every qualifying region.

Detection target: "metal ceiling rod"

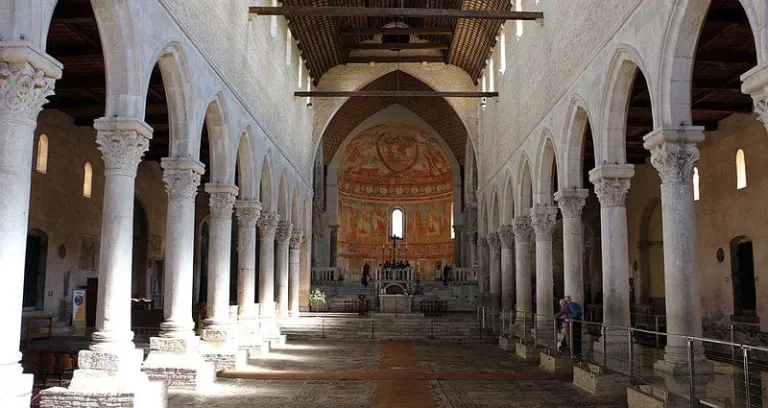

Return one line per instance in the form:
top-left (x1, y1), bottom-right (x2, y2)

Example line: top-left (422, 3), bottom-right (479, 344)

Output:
top-left (294, 91), bottom-right (500, 98)
top-left (249, 7), bottom-right (543, 20)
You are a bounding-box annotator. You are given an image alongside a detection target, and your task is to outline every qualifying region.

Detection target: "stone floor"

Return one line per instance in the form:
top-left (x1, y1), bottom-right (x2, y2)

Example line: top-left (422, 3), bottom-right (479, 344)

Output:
top-left (168, 340), bottom-right (628, 407)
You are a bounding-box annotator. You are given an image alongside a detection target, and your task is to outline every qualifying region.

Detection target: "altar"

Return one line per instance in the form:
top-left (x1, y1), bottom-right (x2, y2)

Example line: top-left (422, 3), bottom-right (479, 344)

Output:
top-left (379, 294), bottom-right (413, 313)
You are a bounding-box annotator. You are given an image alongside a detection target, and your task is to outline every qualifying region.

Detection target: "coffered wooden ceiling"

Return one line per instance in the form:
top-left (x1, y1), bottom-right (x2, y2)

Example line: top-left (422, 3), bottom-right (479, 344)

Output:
top-left (275, 0), bottom-right (512, 84)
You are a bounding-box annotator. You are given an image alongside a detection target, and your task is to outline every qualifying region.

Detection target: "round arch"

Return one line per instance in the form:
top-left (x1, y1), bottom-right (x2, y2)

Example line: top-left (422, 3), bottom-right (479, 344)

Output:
top-left (562, 96), bottom-right (595, 189)
top-left (533, 130), bottom-right (559, 206)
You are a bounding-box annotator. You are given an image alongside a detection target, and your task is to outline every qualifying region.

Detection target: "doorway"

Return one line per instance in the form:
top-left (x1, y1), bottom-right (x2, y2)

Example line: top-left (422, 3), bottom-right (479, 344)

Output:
top-left (730, 236), bottom-right (757, 321)
top-left (23, 230), bottom-right (48, 310)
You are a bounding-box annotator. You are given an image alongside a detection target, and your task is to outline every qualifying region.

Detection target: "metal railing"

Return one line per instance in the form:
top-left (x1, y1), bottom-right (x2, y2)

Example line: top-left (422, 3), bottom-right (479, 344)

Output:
top-left (476, 306), bottom-right (768, 408)
top-left (280, 316), bottom-right (485, 341)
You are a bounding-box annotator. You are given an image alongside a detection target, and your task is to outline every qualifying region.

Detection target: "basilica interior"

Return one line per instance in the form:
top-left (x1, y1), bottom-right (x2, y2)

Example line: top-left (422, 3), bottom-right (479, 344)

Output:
top-left (2, 0), bottom-right (768, 407)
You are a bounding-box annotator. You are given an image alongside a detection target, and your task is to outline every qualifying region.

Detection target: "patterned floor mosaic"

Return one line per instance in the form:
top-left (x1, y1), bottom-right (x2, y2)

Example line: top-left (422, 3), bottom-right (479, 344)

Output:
top-left (168, 340), bottom-right (628, 408)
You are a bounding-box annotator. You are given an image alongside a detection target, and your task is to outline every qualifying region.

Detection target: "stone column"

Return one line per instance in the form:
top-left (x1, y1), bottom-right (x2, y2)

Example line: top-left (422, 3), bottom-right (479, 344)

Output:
top-left (531, 206), bottom-right (558, 342)
top-left (235, 201), bottom-right (261, 320)
top-left (202, 184), bottom-right (238, 332)
top-left (0, 44), bottom-right (60, 408)
top-left (158, 158), bottom-right (204, 338)
top-left (275, 221), bottom-right (293, 318)
top-left (645, 127), bottom-right (712, 374)
top-left (289, 230), bottom-right (304, 317)
top-left (328, 224), bottom-right (339, 267)
top-left (741, 62), bottom-right (768, 132)
top-left (193, 233), bottom-right (202, 305)
top-left (453, 225), bottom-right (464, 266)
top-left (498, 225), bottom-right (515, 311)
top-left (555, 189), bottom-right (589, 306)
top-left (589, 164), bottom-right (634, 345)
top-left (258, 213), bottom-right (280, 319)
top-left (477, 237), bottom-right (488, 304)
top-left (488, 233), bottom-right (501, 310)
top-left (513, 217), bottom-right (533, 317)
top-left (468, 231), bottom-right (478, 266)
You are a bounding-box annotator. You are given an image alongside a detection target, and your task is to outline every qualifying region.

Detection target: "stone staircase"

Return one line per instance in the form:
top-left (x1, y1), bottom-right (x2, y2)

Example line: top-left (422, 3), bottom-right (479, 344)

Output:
top-left (279, 314), bottom-right (487, 342)
top-left (314, 281), bottom-right (377, 311)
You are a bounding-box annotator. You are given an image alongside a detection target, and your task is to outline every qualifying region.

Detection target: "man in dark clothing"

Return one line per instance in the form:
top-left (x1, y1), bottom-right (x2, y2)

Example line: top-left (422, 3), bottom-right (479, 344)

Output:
top-left (565, 296), bottom-right (583, 359)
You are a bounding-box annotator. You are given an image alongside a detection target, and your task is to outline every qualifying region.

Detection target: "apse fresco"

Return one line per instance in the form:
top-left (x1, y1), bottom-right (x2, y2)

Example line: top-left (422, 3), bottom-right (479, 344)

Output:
top-left (337, 123), bottom-right (454, 272)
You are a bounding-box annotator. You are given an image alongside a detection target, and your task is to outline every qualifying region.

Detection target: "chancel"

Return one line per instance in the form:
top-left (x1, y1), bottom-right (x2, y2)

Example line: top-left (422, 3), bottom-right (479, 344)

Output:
top-left (2, 0), bottom-right (768, 407)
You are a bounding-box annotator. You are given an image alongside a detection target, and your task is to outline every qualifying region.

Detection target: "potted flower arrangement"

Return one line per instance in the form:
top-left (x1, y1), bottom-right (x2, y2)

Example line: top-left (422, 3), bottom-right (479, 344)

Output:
top-left (309, 289), bottom-right (327, 312)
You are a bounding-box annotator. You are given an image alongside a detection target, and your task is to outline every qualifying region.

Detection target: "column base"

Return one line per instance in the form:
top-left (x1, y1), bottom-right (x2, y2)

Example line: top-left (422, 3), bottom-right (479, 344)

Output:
top-left (200, 328), bottom-right (244, 371)
top-left (0, 370), bottom-right (32, 408)
top-left (573, 363), bottom-right (629, 396)
top-left (653, 358), bottom-right (714, 376)
top-left (40, 349), bottom-right (167, 407)
top-left (259, 318), bottom-right (285, 346)
top-left (236, 318), bottom-right (260, 348)
top-left (142, 336), bottom-right (216, 391)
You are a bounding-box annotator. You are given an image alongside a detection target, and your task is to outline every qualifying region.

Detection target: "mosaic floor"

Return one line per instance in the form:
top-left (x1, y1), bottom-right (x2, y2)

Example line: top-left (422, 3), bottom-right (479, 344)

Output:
top-left (168, 340), bottom-right (629, 408)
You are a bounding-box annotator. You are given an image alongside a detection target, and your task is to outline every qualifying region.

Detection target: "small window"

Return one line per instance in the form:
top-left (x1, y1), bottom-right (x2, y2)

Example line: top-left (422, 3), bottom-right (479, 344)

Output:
top-left (36, 134), bottom-right (48, 174)
top-left (736, 149), bottom-right (747, 189)
top-left (488, 58), bottom-right (495, 91)
top-left (498, 29), bottom-right (507, 74)
top-left (693, 166), bottom-right (700, 201)
top-left (515, 0), bottom-right (524, 38)
top-left (285, 28), bottom-right (292, 66)
top-left (450, 202), bottom-right (455, 239)
top-left (481, 74), bottom-right (487, 92)
top-left (83, 162), bottom-right (92, 198)
top-left (270, 0), bottom-right (278, 37)
top-left (391, 208), bottom-right (404, 239)
top-left (297, 57), bottom-right (304, 88)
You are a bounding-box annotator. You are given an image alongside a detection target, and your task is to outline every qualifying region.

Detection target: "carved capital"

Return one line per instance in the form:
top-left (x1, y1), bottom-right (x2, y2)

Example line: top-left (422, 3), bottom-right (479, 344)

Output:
top-left (512, 217), bottom-right (533, 242)
top-left (0, 61), bottom-right (56, 123)
top-left (258, 212), bottom-right (280, 239)
top-left (206, 184), bottom-right (238, 220)
top-left (290, 229), bottom-right (304, 249)
top-left (498, 225), bottom-right (514, 249)
top-left (94, 118), bottom-right (152, 177)
top-left (478, 237), bottom-right (488, 248)
top-left (487, 233), bottom-right (500, 250)
top-left (741, 62), bottom-right (768, 129)
top-left (555, 188), bottom-right (589, 219)
top-left (161, 158), bottom-right (203, 203)
top-left (649, 142), bottom-right (699, 185)
top-left (235, 200), bottom-right (262, 228)
top-left (530, 206), bottom-right (558, 240)
top-left (589, 165), bottom-right (634, 208)
top-left (276, 221), bottom-right (294, 246)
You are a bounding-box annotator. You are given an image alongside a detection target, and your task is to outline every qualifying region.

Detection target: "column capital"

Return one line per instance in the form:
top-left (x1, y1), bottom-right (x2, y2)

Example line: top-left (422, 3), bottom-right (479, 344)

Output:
top-left (205, 184), bottom-right (238, 219)
top-left (498, 225), bottom-right (514, 249)
top-left (478, 236), bottom-right (488, 247)
top-left (643, 127), bottom-right (703, 185)
top-left (555, 188), bottom-right (589, 218)
top-left (235, 200), bottom-right (262, 227)
top-left (530, 205), bottom-right (558, 240)
top-left (94, 117), bottom-right (153, 177)
top-left (0, 43), bottom-right (61, 124)
top-left (276, 221), bottom-right (294, 246)
top-left (161, 158), bottom-right (204, 203)
top-left (741, 61), bottom-right (768, 129)
top-left (258, 212), bottom-right (280, 239)
top-left (328, 224), bottom-right (340, 233)
top-left (453, 224), bottom-right (464, 234)
top-left (487, 232), bottom-right (500, 250)
top-left (512, 217), bottom-right (533, 241)
top-left (290, 229), bottom-right (304, 249)
top-left (589, 164), bottom-right (634, 208)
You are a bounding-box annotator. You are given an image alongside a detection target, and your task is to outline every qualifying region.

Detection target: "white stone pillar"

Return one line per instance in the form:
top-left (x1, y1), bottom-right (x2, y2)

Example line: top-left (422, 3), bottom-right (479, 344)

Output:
top-left (159, 158), bottom-right (203, 338)
top-left (477, 237), bottom-right (488, 304)
top-left (275, 221), bottom-right (293, 318)
top-left (589, 165), bottom-right (634, 343)
top-left (91, 118), bottom-right (152, 351)
top-left (645, 127), bottom-right (712, 374)
top-left (202, 184), bottom-right (238, 332)
top-left (531, 205), bottom-right (558, 341)
top-left (555, 189), bottom-right (589, 306)
top-left (741, 62), bottom-right (768, 133)
top-left (498, 225), bottom-right (515, 311)
top-left (488, 233), bottom-right (501, 310)
top-left (235, 201), bottom-right (261, 320)
top-left (0, 44), bottom-right (60, 408)
top-left (513, 217), bottom-right (533, 317)
top-left (258, 213), bottom-right (280, 319)
top-left (289, 230), bottom-right (304, 317)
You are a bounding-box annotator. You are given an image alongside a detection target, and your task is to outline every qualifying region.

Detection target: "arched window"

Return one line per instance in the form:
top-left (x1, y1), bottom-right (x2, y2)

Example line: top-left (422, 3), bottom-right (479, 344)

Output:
top-left (285, 28), bottom-right (292, 66)
top-left (736, 149), bottom-right (747, 189)
top-left (693, 166), bottom-right (700, 201)
top-left (515, 0), bottom-right (523, 38)
top-left (450, 202), bottom-right (455, 239)
top-left (391, 208), bottom-right (404, 239)
top-left (498, 28), bottom-right (507, 74)
top-left (83, 162), bottom-right (92, 198)
top-left (488, 58), bottom-right (495, 91)
top-left (297, 57), bottom-right (304, 88)
top-left (36, 134), bottom-right (48, 174)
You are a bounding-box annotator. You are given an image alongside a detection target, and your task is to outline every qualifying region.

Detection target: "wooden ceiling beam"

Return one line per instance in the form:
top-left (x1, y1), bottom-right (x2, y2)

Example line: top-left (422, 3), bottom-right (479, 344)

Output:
top-left (346, 55), bottom-right (444, 63)
top-left (250, 7), bottom-right (543, 20)
top-left (349, 42), bottom-right (448, 50)
top-left (295, 90), bottom-right (498, 98)
top-left (340, 27), bottom-right (453, 36)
